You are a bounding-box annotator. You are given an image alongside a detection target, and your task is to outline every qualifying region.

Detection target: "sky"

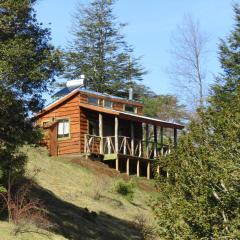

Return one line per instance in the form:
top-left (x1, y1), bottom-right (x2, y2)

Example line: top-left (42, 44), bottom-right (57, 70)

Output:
top-left (35, 0), bottom-right (235, 98)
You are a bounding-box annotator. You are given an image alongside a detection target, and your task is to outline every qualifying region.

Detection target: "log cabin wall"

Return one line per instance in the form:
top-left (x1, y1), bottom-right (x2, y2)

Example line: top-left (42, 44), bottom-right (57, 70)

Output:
top-left (37, 93), bottom-right (81, 155)
top-left (36, 89), bottom-right (144, 156)
top-left (78, 90), bottom-right (143, 114)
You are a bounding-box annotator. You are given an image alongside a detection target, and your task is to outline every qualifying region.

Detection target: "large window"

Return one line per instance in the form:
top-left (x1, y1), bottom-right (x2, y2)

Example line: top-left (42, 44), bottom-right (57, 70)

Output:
top-left (104, 100), bottom-right (113, 108)
top-left (57, 119), bottom-right (70, 139)
top-left (124, 104), bottom-right (136, 113)
top-left (88, 97), bottom-right (99, 105)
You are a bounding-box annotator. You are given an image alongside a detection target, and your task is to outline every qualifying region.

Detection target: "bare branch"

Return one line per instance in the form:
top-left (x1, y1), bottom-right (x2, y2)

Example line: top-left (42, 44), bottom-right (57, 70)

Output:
top-left (168, 15), bottom-right (209, 111)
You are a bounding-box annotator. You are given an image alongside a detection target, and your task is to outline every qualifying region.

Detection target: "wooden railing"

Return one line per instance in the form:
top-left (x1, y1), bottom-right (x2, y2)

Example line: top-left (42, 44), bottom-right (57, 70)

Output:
top-left (84, 134), bottom-right (170, 159)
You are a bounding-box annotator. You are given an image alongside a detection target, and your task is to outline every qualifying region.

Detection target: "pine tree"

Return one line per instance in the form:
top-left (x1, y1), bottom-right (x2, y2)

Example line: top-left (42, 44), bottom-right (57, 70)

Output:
top-left (0, 0), bottom-right (62, 190)
top-left (64, 0), bottom-right (145, 95)
top-left (152, 5), bottom-right (240, 239)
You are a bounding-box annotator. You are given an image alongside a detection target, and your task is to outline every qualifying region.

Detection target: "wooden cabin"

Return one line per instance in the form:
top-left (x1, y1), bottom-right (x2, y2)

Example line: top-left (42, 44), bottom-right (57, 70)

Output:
top-left (35, 81), bottom-right (184, 179)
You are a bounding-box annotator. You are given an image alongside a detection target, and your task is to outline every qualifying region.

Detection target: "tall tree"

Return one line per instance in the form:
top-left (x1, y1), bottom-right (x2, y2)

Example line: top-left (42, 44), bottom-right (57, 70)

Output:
top-left (153, 5), bottom-right (240, 239)
top-left (142, 95), bottom-right (188, 124)
top-left (168, 15), bottom-right (209, 110)
top-left (0, 0), bottom-right (62, 190)
top-left (64, 0), bottom-right (146, 95)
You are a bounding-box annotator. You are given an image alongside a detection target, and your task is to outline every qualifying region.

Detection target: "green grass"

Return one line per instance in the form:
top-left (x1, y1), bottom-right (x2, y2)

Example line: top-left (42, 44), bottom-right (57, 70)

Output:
top-left (0, 146), bottom-right (158, 240)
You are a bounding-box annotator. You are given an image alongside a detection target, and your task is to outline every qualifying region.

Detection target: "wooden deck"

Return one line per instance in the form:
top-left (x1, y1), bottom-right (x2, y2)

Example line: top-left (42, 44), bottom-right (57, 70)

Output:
top-left (84, 134), bottom-right (170, 159)
top-left (84, 134), bottom-right (170, 179)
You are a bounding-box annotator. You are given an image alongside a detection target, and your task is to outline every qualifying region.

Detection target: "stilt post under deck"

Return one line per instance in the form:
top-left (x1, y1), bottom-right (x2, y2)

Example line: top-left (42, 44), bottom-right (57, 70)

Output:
top-left (99, 113), bottom-right (103, 154)
top-left (116, 157), bottom-right (119, 171)
top-left (126, 158), bottom-right (130, 175)
top-left (137, 160), bottom-right (140, 177)
top-left (147, 161), bottom-right (151, 180)
top-left (154, 125), bottom-right (158, 158)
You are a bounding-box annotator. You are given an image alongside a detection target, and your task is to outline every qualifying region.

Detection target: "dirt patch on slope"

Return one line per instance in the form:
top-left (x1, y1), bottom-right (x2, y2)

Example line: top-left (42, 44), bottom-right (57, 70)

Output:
top-left (64, 156), bottom-right (156, 192)
top-left (70, 157), bottom-right (120, 178)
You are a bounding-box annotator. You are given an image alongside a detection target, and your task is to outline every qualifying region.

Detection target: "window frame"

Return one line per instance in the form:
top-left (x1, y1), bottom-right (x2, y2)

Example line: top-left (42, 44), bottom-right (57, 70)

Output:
top-left (124, 104), bottom-right (137, 113)
top-left (56, 118), bottom-right (71, 140)
top-left (103, 100), bottom-right (113, 109)
top-left (88, 96), bottom-right (99, 106)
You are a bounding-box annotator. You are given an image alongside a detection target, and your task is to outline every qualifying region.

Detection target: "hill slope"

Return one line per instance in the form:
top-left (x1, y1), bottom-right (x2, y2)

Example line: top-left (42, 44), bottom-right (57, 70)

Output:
top-left (0, 147), bottom-right (158, 240)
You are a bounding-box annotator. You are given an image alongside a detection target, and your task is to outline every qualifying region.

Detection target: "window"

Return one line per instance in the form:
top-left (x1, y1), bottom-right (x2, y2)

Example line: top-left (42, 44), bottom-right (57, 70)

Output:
top-left (124, 104), bottom-right (136, 113)
top-left (104, 100), bottom-right (112, 108)
top-left (88, 97), bottom-right (98, 105)
top-left (57, 119), bottom-right (70, 138)
top-left (98, 99), bottom-right (103, 106)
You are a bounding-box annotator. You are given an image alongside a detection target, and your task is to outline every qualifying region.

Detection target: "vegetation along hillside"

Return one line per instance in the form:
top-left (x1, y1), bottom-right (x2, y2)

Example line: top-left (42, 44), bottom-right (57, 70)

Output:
top-left (0, 146), bottom-right (158, 240)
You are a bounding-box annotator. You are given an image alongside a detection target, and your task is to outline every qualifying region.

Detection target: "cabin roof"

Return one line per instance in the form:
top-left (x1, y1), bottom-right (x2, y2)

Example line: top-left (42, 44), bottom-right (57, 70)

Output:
top-left (35, 88), bottom-right (184, 129)
top-left (53, 86), bottom-right (143, 104)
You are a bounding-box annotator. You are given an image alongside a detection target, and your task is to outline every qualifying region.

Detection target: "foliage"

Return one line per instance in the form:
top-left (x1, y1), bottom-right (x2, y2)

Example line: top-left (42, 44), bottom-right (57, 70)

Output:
top-left (0, 0), bottom-right (62, 209)
top-left (142, 94), bottom-right (188, 123)
top-left (0, 181), bottom-right (52, 236)
top-left (0, 0), bottom-right (63, 112)
top-left (114, 179), bottom-right (135, 201)
top-left (152, 5), bottom-right (240, 239)
top-left (64, 0), bottom-right (146, 95)
top-left (133, 214), bottom-right (157, 240)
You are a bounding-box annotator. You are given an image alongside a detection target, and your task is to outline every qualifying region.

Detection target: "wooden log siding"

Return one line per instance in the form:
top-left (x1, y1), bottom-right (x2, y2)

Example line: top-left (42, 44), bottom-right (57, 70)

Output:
top-left (36, 89), bottom-right (183, 157)
top-left (37, 93), bottom-right (81, 155)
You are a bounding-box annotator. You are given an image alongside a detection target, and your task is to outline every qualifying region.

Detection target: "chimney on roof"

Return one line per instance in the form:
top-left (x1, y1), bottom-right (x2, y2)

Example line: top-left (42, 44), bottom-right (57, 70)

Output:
top-left (80, 74), bottom-right (86, 88)
top-left (129, 87), bottom-right (133, 100)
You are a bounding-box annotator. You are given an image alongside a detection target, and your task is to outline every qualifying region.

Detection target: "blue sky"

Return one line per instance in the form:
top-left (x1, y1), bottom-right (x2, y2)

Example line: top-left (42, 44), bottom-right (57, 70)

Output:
top-left (35, 0), bottom-right (234, 97)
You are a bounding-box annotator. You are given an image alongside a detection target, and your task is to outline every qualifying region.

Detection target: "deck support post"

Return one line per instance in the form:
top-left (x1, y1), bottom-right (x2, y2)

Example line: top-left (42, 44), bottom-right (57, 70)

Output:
top-left (115, 116), bottom-right (119, 153)
top-left (174, 128), bottom-right (177, 147)
top-left (137, 160), bottom-right (140, 177)
top-left (99, 113), bottom-right (103, 154)
top-left (126, 158), bottom-right (130, 175)
top-left (131, 122), bottom-right (134, 155)
top-left (154, 125), bottom-right (158, 158)
top-left (147, 161), bottom-right (151, 180)
top-left (116, 157), bottom-right (119, 171)
top-left (146, 124), bottom-right (149, 158)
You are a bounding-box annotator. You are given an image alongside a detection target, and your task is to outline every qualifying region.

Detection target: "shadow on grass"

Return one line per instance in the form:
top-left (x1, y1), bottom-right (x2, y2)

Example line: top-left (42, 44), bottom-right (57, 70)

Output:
top-left (29, 183), bottom-right (142, 240)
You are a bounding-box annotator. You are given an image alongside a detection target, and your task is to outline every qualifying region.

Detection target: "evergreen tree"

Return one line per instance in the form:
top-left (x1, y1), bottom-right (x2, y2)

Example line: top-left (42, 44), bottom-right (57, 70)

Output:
top-left (0, 0), bottom-right (62, 190)
top-left (142, 95), bottom-right (188, 123)
top-left (152, 5), bottom-right (240, 239)
top-left (64, 0), bottom-right (145, 95)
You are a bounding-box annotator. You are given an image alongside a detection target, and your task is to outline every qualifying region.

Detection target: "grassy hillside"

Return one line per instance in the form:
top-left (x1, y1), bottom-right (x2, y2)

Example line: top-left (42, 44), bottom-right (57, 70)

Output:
top-left (0, 146), bottom-right (158, 240)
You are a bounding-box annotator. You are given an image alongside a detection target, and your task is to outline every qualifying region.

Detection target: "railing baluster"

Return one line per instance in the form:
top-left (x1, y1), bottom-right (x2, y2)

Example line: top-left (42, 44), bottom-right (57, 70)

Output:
top-left (107, 137), bottom-right (111, 154)
top-left (139, 140), bottom-right (142, 157)
top-left (123, 137), bottom-right (126, 154)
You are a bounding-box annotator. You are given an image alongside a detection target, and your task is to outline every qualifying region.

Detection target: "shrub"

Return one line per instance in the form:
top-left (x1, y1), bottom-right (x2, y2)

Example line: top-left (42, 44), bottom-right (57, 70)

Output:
top-left (114, 180), bottom-right (135, 201)
top-left (134, 214), bottom-right (157, 240)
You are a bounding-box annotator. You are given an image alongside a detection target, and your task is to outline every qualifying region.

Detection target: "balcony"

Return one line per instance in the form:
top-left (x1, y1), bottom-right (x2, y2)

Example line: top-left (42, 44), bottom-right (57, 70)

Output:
top-left (84, 134), bottom-right (170, 160)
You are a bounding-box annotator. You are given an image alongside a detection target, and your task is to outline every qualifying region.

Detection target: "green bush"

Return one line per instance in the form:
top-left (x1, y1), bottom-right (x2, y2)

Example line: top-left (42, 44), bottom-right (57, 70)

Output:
top-left (114, 180), bottom-right (135, 201)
